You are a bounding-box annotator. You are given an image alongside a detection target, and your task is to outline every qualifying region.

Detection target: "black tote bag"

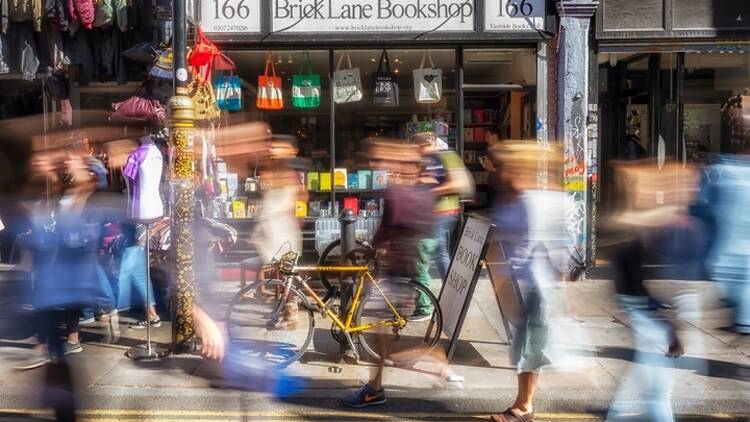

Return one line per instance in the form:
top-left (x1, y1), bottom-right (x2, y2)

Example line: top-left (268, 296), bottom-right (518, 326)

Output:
top-left (372, 50), bottom-right (399, 107)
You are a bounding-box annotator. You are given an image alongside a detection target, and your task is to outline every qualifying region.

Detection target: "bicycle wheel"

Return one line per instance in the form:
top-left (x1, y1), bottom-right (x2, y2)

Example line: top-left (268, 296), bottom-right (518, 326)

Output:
top-left (318, 239), bottom-right (374, 302)
top-left (354, 278), bottom-right (443, 366)
top-left (225, 279), bottom-right (315, 368)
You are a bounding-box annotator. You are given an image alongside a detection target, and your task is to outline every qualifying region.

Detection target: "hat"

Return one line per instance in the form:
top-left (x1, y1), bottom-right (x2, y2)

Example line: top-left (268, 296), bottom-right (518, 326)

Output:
top-left (149, 49), bottom-right (173, 80)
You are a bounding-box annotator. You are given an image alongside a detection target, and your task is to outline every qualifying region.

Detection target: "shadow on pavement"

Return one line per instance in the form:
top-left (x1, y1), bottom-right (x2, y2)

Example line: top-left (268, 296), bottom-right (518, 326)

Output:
top-left (596, 346), bottom-right (750, 382)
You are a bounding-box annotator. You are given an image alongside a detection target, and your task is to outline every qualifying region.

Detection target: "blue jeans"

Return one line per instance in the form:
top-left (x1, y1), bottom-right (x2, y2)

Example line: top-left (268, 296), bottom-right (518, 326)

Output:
top-left (608, 295), bottom-right (675, 422)
top-left (116, 246), bottom-right (155, 311)
top-left (81, 264), bottom-right (117, 319)
top-left (432, 214), bottom-right (458, 280)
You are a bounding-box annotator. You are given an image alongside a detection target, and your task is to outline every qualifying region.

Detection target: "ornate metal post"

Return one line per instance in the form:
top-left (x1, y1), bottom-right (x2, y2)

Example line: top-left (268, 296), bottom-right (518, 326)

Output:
top-left (170, 0), bottom-right (196, 351)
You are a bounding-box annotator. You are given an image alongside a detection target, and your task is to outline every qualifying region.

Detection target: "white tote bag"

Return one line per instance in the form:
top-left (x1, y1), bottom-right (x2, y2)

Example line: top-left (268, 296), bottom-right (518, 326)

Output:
top-left (413, 51), bottom-right (442, 104)
top-left (332, 52), bottom-right (363, 104)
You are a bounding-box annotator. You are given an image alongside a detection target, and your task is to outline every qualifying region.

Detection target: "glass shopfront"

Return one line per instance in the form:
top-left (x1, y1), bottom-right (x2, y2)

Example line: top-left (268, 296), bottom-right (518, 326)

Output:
top-left (215, 47), bottom-right (538, 224)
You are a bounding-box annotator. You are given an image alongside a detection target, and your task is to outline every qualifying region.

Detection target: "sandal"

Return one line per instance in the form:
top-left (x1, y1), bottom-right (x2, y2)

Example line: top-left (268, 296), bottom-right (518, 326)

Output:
top-left (489, 408), bottom-right (534, 422)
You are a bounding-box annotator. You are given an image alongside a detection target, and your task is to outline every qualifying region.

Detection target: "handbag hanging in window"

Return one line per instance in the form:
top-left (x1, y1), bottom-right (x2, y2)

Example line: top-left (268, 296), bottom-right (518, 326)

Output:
top-left (215, 71), bottom-right (243, 111)
top-left (332, 52), bottom-right (363, 104)
top-left (257, 52), bottom-right (284, 110)
top-left (292, 51), bottom-right (321, 109)
top-left (413, 51), bottom-right (442, 104)
top-left (372, 50), bottom-right (399, 107)
top-left (189, 74), bottom-right (221, 121)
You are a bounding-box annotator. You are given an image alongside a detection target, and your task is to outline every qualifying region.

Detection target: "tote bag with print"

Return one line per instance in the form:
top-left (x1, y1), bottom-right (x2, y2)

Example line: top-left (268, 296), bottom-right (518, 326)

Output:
top-left (257, 53), bottom-right (283, 110)
top-left (372, 50), bottom-right (399, 107)
top-left (413, 51), bottom-right (442, 104)
top-left (292, 51), bottom-right (321, 109)
top-left (215, 74), bottom-right (243, 111)
top-left (332, 52), bottom-right (363, 104)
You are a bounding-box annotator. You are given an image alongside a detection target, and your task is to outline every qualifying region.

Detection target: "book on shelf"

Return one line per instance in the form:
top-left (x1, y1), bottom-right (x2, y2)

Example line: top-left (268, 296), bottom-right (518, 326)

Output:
top-left (373, 170), bottom-right (388, 190)
top-left (307, 172), bottom-right (319, 192)
top-left (347, 173), bottom-right (359, 190)
top-left (464, 150), bottom-right (477, 164)
top-left (232, 197), bottom-right (247, 219)
top-left (343, 197), bottom-right (359, 214)
top-left (320, 172), bottom-right (332, 191)
top-left (308, 201), bottom-right (321, 217)
top-left (334, 168), bottom-right (348, 190)
top-left (358, 170), bottom-right (372, 190)
top-left (295, 201), bottom-right (307, 218)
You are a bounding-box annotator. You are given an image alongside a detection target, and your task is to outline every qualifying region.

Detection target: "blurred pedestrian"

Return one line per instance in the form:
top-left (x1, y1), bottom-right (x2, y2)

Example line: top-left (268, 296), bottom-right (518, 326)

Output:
top-left (488, 142), bottom-right (571, 422)
top-left (341, 139), bottom-right (438, 408)
top-left (414, 132), bottom-right (474, 286)
top-left (606, 160), bottom-right (696, 422)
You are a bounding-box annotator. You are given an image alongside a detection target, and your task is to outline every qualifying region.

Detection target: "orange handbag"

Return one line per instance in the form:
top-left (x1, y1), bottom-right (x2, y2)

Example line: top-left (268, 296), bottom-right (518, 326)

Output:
top-left (256, 52), bottom-right (283, 110)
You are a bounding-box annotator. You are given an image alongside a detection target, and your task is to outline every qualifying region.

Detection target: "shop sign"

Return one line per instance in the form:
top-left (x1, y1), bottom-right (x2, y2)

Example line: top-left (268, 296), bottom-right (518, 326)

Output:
top-left (272, 0), bottom-right (475, 33)
top-left (201, 0), bottom-right (262, 33)
top-left (484, 0), bottom-right (545, 31)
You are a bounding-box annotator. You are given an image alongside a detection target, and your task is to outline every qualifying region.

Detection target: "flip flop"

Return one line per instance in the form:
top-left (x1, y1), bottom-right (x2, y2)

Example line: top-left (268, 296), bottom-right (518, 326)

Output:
top-left (489, 408), bottom-right (534, 422)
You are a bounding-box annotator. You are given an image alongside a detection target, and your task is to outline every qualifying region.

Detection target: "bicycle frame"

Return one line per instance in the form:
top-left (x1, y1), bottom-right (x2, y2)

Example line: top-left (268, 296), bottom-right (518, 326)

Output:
top-left (293, 265), bottom-right (407, 335)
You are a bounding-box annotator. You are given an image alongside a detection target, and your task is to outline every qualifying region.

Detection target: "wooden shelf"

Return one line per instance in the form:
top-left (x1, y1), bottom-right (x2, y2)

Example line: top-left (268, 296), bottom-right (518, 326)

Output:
top-left (464, 122), bottom-right (497, 128)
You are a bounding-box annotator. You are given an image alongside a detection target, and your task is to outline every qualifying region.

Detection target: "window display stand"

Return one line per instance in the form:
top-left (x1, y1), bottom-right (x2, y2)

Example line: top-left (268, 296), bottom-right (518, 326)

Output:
top-left (126, 219), bottom-right (169, 361)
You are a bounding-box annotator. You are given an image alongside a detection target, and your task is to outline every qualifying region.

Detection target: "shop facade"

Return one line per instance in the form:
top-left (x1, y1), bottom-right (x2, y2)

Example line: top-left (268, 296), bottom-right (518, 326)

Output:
top-left (191, 0), bottom-right (556, 259)
top-left (594, 0), bottom-right (750, 215)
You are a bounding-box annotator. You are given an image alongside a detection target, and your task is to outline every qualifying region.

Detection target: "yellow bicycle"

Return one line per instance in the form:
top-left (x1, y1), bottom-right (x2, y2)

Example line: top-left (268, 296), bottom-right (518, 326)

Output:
top-left (225, 248), bottom-right (443, 368)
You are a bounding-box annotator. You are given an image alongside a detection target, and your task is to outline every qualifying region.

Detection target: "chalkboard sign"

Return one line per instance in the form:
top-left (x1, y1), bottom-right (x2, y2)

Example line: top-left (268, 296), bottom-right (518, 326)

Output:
top-left (436, 215), bottom-right (492, 359)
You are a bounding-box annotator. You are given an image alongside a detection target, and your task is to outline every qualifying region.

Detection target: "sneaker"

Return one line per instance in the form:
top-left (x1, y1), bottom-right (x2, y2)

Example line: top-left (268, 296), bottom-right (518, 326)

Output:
top-left (14, 353), bottom-right (51, 370)
top-left (407, 310), bottom-right (432, 322)
top-left (341, 384), bottom-right (386, 408)
top-left (79, 315), bottom-right (96, 326)
top-left (64, 341), bottom-right (83, 355)
top-left (129, 317), bottom-right (161, 330)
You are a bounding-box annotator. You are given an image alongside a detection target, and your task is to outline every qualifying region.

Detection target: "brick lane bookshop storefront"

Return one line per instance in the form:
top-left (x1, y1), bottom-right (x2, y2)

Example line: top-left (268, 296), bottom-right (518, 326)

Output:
top-left (194, 0), bottom-right (552, 258)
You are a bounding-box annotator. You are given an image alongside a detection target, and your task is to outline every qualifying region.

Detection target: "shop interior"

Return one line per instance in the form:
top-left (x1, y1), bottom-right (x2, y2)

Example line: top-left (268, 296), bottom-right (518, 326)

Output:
top-left (217, 47), bottom-right (537, 229)
top-left (597, 51), bottom-right (750, 212)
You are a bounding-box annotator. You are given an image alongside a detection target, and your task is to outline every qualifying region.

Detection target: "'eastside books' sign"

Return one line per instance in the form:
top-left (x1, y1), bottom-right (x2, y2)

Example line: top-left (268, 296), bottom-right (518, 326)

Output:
top-left (272, 0), bottom-right (475, 33)
top-left (484, 0), bottom-right (545, 31)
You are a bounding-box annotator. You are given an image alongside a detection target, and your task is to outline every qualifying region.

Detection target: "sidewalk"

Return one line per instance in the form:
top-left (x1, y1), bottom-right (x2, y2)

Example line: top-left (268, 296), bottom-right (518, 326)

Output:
top-left (1, 277), bottom-right (748, 415)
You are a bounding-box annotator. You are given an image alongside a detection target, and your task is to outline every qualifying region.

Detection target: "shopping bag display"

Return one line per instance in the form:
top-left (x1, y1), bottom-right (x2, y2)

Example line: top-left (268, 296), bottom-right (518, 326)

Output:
top-left (215, 74), bottom-right (243, 111)
top-left (257, 52), bottom-right (283, 110)
top-left (292, 51), bottom-right (321, 109)
top-left (372, 50), bottom-right (399, 107)
top-left (332, 52), bottom-right (362, 104)
top-left (189, 76), bottom-right (221, 121)
top-left (413, 51), bottom-right (442, 104)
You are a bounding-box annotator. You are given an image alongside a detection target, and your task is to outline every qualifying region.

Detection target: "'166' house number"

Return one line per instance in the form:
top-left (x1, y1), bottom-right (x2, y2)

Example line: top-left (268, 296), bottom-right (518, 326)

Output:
top-left (498, 0), bottom-right (534, 17)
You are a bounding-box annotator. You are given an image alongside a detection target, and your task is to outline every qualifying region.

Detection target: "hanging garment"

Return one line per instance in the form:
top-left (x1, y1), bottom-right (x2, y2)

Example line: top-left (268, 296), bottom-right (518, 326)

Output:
top-left (93, 0), bottom-right (128, 30)
top-left (40, 26), bottom-right (68, 70)
top-left (44, 0), bottom-right (67, 31)
top-left (6, 21), bottom-right (38, 77)
top-left (67, 0), bottom-right (94, 30)
top-left (5, 0), bottom-right (42, 31)
top-left (92, 27), bottom-right (126, 84)
top-left (0, 34), bottom-right (9, 74)
top-left (65, 27), bottom-right (94, 84)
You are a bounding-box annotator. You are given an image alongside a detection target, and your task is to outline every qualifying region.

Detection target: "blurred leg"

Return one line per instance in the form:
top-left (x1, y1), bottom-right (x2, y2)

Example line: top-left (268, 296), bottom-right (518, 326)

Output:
top-left (433, 215), bottom-right (457, 279)
top-left (413, 238), bottom-right (437, 314)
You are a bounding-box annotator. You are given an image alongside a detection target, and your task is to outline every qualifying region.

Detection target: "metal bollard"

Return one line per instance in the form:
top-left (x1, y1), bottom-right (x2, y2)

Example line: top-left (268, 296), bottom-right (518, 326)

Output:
top-left (338, 208), bottom-right (357, 361)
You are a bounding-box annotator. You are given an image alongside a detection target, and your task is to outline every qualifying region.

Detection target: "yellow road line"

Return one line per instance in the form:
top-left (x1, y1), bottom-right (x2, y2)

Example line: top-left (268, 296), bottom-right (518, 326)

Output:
top-left (0, 408), bottom-right (745, 420)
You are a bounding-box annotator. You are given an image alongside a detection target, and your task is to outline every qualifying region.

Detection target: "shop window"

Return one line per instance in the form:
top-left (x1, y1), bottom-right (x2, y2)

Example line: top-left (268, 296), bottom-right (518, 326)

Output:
top-left (225, 49), bottom-right (332, 170)
top-left (683, 52), bottom-right (750, 157)
top-left (462, 48), bottom-right (536, 208)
